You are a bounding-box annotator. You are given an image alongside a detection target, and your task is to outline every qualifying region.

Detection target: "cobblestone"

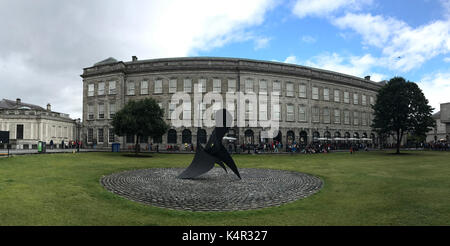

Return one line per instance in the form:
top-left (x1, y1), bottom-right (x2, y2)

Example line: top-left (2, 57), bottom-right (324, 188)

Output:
top-left (100, 168), bottom-right (323, 211)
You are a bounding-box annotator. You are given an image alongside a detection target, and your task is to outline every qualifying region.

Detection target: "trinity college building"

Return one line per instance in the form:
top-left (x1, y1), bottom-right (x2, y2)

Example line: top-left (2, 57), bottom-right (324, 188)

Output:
top-left (81, 56), bottom-right (383, 149)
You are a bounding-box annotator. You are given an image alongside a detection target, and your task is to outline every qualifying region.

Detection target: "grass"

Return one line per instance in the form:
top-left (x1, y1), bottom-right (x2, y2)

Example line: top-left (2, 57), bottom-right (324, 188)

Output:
top-left (0, 150), bottom-right (449, 225)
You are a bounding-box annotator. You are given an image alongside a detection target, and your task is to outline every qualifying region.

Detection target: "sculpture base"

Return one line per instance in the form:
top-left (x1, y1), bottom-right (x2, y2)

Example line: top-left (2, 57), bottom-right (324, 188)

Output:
top-left (101, 168), bottom-right (323, 211)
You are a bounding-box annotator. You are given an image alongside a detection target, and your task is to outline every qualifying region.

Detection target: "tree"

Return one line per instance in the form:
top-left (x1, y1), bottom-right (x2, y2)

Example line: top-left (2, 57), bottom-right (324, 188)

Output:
top-left (112, 98), bottom-right (169, 154)
top-left (371, 77), bottom-right (435, 154)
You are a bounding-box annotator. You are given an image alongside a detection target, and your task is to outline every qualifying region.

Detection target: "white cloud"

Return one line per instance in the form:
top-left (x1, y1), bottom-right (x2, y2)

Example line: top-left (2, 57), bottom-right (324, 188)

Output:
top-left (292, 0), bottom-right (373, 18)
top-left (418, 72), bottom-right (450, 112)
top-left (444, 57), bottom-right (450, 62)
top-left (283, 53), bottom-right (386, 81)
top-left (333, 13), bottom-right (450, 72)
top-left (301, 35), bottom-right (316, 43)
top-left (254, 37), bottom-right (271, 50)
top-left (0, 0), bottom-right (276, 119)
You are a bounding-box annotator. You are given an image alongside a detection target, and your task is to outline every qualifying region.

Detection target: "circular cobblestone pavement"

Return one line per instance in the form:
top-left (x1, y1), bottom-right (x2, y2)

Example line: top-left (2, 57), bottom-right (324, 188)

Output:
top-left (100, 168), bottom-right (323, 211)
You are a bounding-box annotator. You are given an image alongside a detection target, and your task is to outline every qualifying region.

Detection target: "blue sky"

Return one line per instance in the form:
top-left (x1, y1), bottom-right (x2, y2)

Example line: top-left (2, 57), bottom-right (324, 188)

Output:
top-left (0, 0), bottom-right (449, 118)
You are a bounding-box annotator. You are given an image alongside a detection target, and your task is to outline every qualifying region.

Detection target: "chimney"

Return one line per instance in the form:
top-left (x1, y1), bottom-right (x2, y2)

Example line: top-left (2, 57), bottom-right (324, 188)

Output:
top-left (132, 56), bottom-right (138, 62)
top-left (47, 103), bottom-right (51, 111)
top-left (365, 75), bottom-right (371, 80)
top-left (16, 98), bottom-right (21, 105)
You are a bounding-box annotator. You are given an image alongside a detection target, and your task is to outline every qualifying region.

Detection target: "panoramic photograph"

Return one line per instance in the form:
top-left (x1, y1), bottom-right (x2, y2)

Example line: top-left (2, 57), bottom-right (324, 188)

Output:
top-left (0, 0), bottom-right (449, 241)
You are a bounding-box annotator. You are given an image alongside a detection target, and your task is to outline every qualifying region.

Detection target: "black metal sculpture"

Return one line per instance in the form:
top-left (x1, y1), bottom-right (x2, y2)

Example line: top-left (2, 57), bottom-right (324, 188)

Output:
top-left (178, 109), bottom-right (241, 179)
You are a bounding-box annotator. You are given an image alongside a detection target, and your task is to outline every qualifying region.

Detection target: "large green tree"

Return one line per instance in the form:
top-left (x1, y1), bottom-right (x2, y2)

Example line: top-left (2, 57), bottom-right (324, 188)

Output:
top-left (112, 98), bottom-right (168, 154)
top-left (371, 77), bottom-right (435, 154)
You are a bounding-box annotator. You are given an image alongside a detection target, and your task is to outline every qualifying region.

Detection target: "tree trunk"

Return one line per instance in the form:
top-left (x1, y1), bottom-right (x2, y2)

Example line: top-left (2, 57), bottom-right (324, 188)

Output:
top-left (396, 129), bottom-right (403, 154)
top-left (135, 135), bottom-right (140, 155)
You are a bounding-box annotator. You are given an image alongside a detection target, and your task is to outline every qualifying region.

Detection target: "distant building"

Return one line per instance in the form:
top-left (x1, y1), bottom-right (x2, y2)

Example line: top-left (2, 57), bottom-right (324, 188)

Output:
top-left (426, 102), bottom-right (450, 142)
top-left (81, 56), bottom-right (383, 149)
top-left (0, 98), bottom-right (80, 149)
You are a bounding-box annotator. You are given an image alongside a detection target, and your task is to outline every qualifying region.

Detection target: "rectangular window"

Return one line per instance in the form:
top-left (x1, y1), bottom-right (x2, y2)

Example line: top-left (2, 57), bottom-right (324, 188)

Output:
top-left (286, 105), bottom-right (294, 121)
top-left (286, 83), bottom-right (294, 97)
top-left (370, 96), bottom-right (375, 106)
top-left (362, 94), bottom-right (367, 105)
top-left (169, 79), bottom-right (177, 93)
top-left (344, 111), bottom-right (350, 125)
top-left (198, 79), bottom-right (206, 93)
top-left (334, 109), bottom-right (341, 124)
top-left (299, 106), bottom-right (307, 122)
top-left (299, 84), bottom-right (306, 98)
top-left (344, 91), bottom-right (350, 103)
top-left (273, 81), bottom-right (281, 95)
top-left (312, 107), bottom-right (319, 122)
top-left (140, 81), bottom-right (149, 95)
top-left (98, 104), bottom-right (104, 119)
top-left (353, 111), bottom-right (359, 125)
top-left (226, 102), bottom-right (235, 119)
top-left (272, 104), bottom-right (281, 121)
top-left (109, 103), bottom-right (116, 118)
top-left (323, 108), bottom-right (330, 123)
top-left (88, 84), bottom-right (94, 97)
top-left (168, 103), bottom-right (176, 119)
top-left (154, 79), bottom-right (163, 94)
top-left (88, 105), bottom-right (94, 120)
top-left (246, 102), bottom-right (253, 120)
top-left (98, 82), bottom-right (105, 96)
top-left (184, 79), bottom-right (192, 93)
top-left (88, 128), bottom-right (93, 143)
top-left (324, 88), bottom-right (329, 101)
top-left (312, 87), bottom-right (319, 100)
top-left (127, 82), bottom-right (135, 95)
top-left (212, 102), bottom-right (222, 120)
top-left (353, 93), bottom-right (359, 105)
top-left (16, 124), bottom-right (24, 140)
top-left (196, 102), bottom-right (206, 121)
top-left (245, 79), bottom-right (254, 93)
top-left (362, 112), bottom-right (367, 125)
top-left (334, 90), bottom-right (340, 102)
top-left (108, 128), bottom-right (115, 143)
top-left (213, 79), bottom-right (221, 93)
top-left (183, 102), bottom-right (191, 120)
top-left (259, 80), bottom-right (267, 94)
top-left (109, 81), bottom-right (116, 95)
top-left (259, 103), bottom-right (267, 120)
top-left (228, 79), bottom-right (236, 92)
top-left (98, 129), bottom-right (104, 143)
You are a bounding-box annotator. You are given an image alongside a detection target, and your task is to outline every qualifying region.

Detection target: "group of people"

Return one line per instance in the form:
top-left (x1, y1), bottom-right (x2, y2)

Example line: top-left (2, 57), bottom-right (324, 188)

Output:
top-left (48, 140), bottom-right (82, 150)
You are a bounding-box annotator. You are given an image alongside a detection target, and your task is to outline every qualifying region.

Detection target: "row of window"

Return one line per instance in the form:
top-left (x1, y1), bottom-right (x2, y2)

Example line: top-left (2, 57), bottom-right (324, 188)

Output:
top-left (87, 101), bottom-right (372, 126)
top-left (87, 128), bottom-right (115, 143)
top-left (87, 79), bottom-right (375, 106)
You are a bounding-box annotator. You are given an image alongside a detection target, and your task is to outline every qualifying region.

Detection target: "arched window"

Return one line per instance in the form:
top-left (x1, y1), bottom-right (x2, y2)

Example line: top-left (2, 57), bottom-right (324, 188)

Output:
top-left (182, 129), bottom-right (192, 144)
top-left (287, 131), bottom-right (295, 145)
top-left (244, 129), bottom-right (254, 144)
top-left (334, 132), bottom-right (341, 138)
top-left (167, 129), bottom-right (177, 144)
top-left (344, 132), bottom-right (351, 138)
top-left (197, 129), bottom-right (207, 144)
top-left (274, 131), bottom-right (282, 144)
top-left (362, 133), bottom-right (368, 138)
top-left (299, 131), bottom-right (308, 144)
top-left (313, 131), bottom-right (320, 141)
top-left (324, 131), bottom-right (331, 139)
top-left (353, 132), bottom-right (360, 139)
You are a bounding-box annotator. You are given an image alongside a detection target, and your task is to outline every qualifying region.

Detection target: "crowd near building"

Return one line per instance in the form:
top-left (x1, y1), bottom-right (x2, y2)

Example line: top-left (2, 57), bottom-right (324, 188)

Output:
top-left (0, 98), bottom-right (80, 150)
top-left (81, 56), bottom-right (384, 151)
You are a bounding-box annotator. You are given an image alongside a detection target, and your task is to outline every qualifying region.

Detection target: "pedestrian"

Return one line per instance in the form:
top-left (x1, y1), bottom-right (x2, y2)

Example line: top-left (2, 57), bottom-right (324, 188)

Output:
top-left (350, 146), bottom-right (353, 155)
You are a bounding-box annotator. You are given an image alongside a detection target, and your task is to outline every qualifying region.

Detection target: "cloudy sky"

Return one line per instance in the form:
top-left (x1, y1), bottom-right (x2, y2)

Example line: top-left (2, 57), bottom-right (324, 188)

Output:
top-left (1, 0), bottom-right (449, 119)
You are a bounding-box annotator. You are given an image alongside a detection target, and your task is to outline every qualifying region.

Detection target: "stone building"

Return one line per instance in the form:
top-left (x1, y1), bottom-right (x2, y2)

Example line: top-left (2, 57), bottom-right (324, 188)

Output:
top-left (426, 102), bottom-right (450, 143)
top-left (81, 56), bottom-right (383, 149)
top-left (0, 98), bottom-right (80, 149)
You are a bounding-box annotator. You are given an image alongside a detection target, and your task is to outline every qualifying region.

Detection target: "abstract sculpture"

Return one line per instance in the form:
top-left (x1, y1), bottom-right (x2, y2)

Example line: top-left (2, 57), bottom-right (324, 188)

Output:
top-left (178, 109), bottom-right (241, 179)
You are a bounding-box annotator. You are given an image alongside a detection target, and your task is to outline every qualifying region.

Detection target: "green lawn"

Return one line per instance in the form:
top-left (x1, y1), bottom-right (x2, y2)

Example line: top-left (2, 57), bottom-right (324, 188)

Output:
top-left (0, 151), bottom-right (449, 225)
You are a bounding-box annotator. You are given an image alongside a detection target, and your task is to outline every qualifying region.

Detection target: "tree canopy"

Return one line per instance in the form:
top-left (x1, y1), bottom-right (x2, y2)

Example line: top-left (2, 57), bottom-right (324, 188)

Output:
top-left (371, 77), bottom-right (435, 154)
top-left (112, 98), bottom-right (169, 153)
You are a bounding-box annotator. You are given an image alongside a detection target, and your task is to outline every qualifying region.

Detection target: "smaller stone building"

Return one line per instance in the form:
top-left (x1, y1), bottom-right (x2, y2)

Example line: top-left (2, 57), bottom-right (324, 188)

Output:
top-left (426, 102), bottom-right (450, 143)
top-left (0, 98), bottom-right (80, 149)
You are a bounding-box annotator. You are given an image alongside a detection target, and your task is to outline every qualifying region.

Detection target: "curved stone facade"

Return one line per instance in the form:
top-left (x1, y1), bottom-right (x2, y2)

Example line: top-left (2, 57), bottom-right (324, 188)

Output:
top-left (81, 57), bottom-right (382, 149)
